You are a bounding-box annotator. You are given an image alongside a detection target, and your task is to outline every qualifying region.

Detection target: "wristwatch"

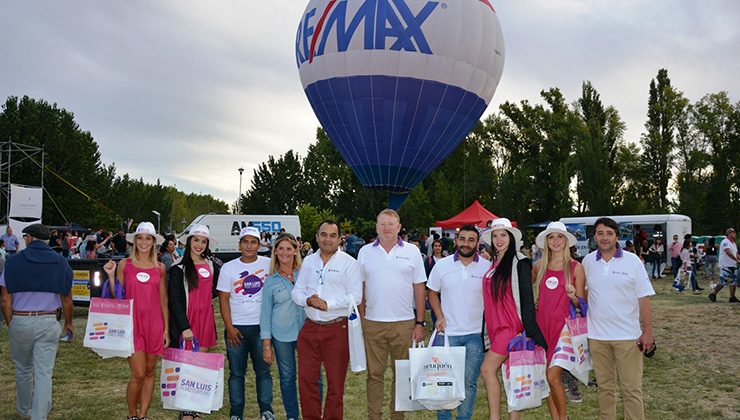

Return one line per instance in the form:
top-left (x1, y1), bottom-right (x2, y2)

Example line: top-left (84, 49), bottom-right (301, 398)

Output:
top-left (415, 320), bottom-right (426, 327)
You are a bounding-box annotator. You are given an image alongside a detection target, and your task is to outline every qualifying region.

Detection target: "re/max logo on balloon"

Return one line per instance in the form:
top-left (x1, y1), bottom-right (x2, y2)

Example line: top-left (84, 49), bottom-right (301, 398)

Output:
top-left (296, 0), bottom-right (440, 65)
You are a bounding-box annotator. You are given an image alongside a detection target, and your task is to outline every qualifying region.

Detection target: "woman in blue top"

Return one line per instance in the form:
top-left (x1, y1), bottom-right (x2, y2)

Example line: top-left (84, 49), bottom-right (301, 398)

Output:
top-left (260, 233), bottom-right (304, 420)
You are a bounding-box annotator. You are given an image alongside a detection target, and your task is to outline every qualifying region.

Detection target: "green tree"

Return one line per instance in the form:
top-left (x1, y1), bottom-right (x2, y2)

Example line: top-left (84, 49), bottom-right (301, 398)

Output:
top-left (573, 81), bottom-right (626, 214)
top-left (692, 92), bottom-right (740, 232)
top-left (240, 150), bottom-right (305, 214)
top-left (0, 96), bottom-right (116, 226)
top-left (639, 69), bottom-right (682, 211)
top-left (302, 128), bottom-right (386, 221)
top-left (296, 203), bottom-right (336, 240)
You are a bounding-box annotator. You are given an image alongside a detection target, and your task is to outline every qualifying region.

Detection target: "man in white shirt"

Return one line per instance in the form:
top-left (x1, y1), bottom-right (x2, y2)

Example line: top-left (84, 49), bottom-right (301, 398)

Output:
top-left (291, 220), bottom-right (362, 420)
top-left (583, 217), bottom-right (655, 420)
top-left (708, 227), bottom-right (738, 303)
top-left (427, 224), bottom-right (488, 420)
top-left (358, 209), bottom-right (427, 420)
top-left (217, 226), bottom-right (274, 420)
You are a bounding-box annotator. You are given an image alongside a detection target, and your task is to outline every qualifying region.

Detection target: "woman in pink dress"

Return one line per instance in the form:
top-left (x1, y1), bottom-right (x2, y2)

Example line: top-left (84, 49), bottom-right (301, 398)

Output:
top-left (533, 222), bottom-right (586, 420)
top-left (104, 221), bottom-right (169, 420)
top-left (167, 225), bottom-right (221, 420)
top-left (480, 218), bottom-right (547, 420)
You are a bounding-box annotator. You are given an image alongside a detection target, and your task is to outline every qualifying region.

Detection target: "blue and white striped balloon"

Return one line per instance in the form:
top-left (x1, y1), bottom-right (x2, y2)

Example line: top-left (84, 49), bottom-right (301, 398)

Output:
top-left (296, 0), bottom-right (505, 208)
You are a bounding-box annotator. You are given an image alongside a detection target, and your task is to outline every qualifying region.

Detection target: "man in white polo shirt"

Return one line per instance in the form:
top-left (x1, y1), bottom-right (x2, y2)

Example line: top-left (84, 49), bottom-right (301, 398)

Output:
top-left (708, 227), bottom-right (738, 303)
top-left (583, 217), bottom-right (655, 420)
top-left (427, 224), bottom-right (488, 420)
top-left (358, 208), bottom-right (427, 420)
top-left (291, 220), bottom-right (363, 420)
top-left (217, 226), bottom-right (274, 420)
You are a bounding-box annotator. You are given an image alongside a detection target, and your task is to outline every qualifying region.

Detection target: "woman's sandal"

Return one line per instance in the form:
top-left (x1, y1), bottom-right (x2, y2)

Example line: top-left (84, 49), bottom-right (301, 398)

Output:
top-left (126, 417), bottom-right (138, 420)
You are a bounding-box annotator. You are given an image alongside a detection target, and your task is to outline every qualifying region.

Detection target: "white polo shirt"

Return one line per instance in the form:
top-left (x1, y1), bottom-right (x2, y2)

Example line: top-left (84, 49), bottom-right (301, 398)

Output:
top-left (426, 253), bottom-right (487, 335)
top-left (291, 250), bottom-right (363, 322)
top-left (358, 238), bottom-right (427, 322)
top-left (718, 238), bottom-right (738, 269)
top-left (583, 247), bottom-right (655, 340)
top-left (216, 256), bottom-right (271, 326)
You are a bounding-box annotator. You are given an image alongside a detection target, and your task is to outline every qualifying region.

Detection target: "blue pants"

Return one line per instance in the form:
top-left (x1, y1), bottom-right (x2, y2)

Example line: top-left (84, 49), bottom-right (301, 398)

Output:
top-left (225, 325), bottom-right (273, 419)
top-left (436, 333), bottom-right (484, 420)
top-left (272, 338), bottom-right (299, 419)
top-left (9, 315), bottom-right (61, 420)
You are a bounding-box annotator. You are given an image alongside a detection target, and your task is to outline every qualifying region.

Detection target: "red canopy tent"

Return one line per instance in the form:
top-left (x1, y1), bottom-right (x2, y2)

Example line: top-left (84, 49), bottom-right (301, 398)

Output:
top-left (435, 200), bottom-right (498, 229)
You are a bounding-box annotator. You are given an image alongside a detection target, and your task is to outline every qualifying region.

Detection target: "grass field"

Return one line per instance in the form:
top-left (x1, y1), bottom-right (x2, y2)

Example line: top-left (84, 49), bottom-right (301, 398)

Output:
top-left (1, 277), bottom-right (739, 419)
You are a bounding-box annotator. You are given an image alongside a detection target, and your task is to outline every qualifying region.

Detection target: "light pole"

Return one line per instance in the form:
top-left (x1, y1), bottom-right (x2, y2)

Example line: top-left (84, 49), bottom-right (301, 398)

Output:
top-left (238, 167), bottom-right (244, 214)
top-left (151, 210), bottom-right (161, 233)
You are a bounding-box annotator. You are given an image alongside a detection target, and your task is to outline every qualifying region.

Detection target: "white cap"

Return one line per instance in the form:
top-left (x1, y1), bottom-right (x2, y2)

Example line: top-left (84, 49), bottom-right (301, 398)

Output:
top-left (239, 226), bottom-right (261, 240)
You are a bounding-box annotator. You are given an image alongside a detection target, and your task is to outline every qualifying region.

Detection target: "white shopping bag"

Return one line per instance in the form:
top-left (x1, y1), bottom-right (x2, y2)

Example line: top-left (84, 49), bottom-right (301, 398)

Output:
top-left (502, 333), bottom-right (550, 412)
top-left (161, 342), bottom-right (225, 413)
top-left (551, 303), bottom-right (592, 385)
top-left (394, 342), bottom-right (426, 412)
top-left (83, 297), bottom-right (134, 358)
top-left (410, 330), bottom-right (465, 411)
top-left (347, 295), bottom-right (367, 372)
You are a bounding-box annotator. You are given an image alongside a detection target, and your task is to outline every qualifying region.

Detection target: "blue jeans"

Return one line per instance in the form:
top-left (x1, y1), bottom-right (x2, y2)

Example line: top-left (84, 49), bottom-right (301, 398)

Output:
top-left (272, 338), bottom-right (299, 419)
top-left (436, 333), bottom-right (484, 420)
top-left (651, 259), bottom-right (662, 278)
top-left (225, 325), bottom-right (273, 418)
top-left (9, 315), bottom-right (61, 420)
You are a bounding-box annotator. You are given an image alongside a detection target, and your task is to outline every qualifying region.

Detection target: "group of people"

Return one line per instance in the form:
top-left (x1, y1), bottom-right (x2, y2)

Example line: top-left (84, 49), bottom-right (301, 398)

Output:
top-left (2, 210), bottom-right (738, 420)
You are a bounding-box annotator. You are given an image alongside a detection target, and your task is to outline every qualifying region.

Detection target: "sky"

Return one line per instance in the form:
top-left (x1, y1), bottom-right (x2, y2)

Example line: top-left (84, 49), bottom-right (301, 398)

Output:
top-left (2, 1), bottom-right (738, 205)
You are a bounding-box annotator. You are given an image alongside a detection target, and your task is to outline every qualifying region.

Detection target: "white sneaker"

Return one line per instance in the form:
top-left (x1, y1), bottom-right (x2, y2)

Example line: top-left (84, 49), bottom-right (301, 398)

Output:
top-left (260, 412), bottom-right (275, 420)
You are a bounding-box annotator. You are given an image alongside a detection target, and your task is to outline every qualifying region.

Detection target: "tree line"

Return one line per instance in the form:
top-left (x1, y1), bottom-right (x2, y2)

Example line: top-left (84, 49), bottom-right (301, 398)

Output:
top-left (0, 96), bottom-right (228, 232)
top-left (241, 69), bottom-right (739, 239)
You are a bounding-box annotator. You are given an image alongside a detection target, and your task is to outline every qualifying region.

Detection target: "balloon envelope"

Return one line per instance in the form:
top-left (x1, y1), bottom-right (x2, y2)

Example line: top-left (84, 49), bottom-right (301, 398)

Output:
top-left (296, 0), bottom-right (505, 205)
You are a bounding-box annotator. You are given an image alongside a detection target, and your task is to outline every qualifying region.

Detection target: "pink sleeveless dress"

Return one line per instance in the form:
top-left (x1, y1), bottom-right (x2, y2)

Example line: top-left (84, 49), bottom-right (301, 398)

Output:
top-left (184, 262), bottom-right (217, 349)
top-left (124, 260), bottom-right (164, 355)
top-left (536, 261), bottom-right (577, 362)
top-left (483, 264), bottom-right (524, 356)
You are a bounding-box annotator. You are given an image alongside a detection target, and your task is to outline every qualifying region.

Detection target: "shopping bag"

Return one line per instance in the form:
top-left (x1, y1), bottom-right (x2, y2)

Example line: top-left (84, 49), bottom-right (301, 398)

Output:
top-left (161, 337), bottom-right (225, 413)
top-left (394, 342), bottom-right (426, 412)
top-left (83, 297), bottom-right (134, 358)
top-left (502, 332), bottom-right (550, 412)
top-left (551, 300), bottom-right (592, 385)
top-left (347, 294), bottom-right (367, 372)
top-left (410, 330), bottom-right (465, 410)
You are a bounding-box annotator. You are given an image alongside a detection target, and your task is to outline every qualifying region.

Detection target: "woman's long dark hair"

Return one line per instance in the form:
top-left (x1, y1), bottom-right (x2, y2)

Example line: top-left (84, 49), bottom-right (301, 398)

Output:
top-left (181, 236), bottom-right (212, 290)
top-left (490, 231), bottom-right (518, 301)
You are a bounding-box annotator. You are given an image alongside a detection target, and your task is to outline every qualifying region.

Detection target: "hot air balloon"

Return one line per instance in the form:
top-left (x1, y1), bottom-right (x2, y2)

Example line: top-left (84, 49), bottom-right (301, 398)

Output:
top-left (296, 0), bottom-right (504, 208)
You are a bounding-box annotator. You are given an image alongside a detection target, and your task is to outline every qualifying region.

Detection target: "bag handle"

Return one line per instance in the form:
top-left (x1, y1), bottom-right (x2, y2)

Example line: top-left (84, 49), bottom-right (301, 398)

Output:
top-left (506, 331), bottom-right (534, 352)
top-left (347, 294), bottom-right (360, 320)
top-left (411, 340), bottom-right (425, 348)
top-left (568, 297), bottom-right (589, 319)
top-left (428, 329), bottom-right (450, 348)
top-left (179, 336), bottom-right (200, 352)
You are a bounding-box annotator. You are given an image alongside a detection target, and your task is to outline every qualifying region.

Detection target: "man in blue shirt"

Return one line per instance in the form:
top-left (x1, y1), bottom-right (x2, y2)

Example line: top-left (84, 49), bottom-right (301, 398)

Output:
top-left (1, 226), bottom-right (20, 255)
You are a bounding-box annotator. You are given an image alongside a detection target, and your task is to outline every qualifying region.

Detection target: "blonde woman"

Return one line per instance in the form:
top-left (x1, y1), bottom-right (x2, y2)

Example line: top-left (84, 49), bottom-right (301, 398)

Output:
top-left (260, 233), bottom-right (304, 420)
top-left (532, 222), bottom-right (586, 420)
top-left (104, 222), bottom-right (169, 420)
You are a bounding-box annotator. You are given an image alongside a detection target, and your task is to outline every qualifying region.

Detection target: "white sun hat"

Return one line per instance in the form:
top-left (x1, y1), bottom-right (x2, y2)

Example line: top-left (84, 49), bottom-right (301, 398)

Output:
top-left (535, 221), bottom-right (577, 249)
top-left (482, 217), bottom-right (522, 247)
top-left (180, 224), bottom-right (217, 247)
top-left (126, 221), bottom-right (165, 245)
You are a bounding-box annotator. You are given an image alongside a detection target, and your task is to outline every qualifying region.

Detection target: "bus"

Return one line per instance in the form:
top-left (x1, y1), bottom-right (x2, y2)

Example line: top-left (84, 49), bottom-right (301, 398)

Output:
top-left (557, 214), bottom-right (692, 266)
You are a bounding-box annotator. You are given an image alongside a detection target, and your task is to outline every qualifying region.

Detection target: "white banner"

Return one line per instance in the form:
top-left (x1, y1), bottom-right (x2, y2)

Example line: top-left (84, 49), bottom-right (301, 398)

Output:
top-left (10, 184), bottom-right (43, 219)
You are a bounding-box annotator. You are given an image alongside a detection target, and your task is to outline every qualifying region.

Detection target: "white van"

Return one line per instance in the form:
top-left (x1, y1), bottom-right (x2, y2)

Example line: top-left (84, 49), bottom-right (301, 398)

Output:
top-left (178, 214), bottom-right (301, 262)
top-left (558, 214), bottom-right (692, 265)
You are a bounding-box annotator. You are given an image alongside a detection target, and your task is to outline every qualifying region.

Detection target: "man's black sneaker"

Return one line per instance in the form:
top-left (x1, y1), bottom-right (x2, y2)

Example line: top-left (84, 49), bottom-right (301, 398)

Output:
top-left (708, 293), bottom-right (717, 302)
top-left (730, 296), bottom-right (739, 303)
